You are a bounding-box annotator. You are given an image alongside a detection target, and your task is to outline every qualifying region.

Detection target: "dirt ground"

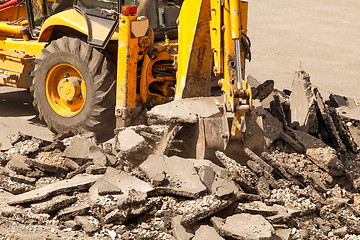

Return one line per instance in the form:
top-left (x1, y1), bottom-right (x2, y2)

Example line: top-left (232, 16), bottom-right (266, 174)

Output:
top-left (246, 0), bottom-right (360, 100)
top-left (0, 87), bottom-right (53, 150)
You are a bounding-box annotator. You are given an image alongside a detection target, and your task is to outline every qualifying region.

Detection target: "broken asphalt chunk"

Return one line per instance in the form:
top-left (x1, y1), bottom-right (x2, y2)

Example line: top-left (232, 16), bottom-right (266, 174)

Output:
top-left (147, 97), bottom-right (222, 124)
top-left (75, 215), bottom-right (99, 234)
top-left (289, 70), bottom-right (314, 132)
top-left (6, 154), bottom-right (31, 175)
top-left (291, 129), bottom-right (345, 176)
top-left (31, 195), bottom-right (77, 213)
top-left (215, 151), bottom-right (258, 194)
top-left (211, 214), bottom-right (274, 240)
top-left (140, 155), bottom-right (207, 198)
top-left (172, 215), bottom-right (194, 240)
top-left (62, 136), bottom-right (97, 159)
top-left (7, 174), bottom-right (102, 205)
top-left (179, 194), bottom-right (239, 226)
top-left (89, 167), bottom-right (153, 207)
top-left (192, 225), bottom-right (224, 240)
top-left (314, 88), bottom-right (346, 152)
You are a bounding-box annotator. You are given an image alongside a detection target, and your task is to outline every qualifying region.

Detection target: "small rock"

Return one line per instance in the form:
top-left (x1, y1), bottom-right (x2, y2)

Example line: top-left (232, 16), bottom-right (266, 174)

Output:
top-left (140, 155), bottom-right (207, 198)
top-left (6, 155), bottom-right (32, 175)
top-left (211, 214), bottom-right (274, 240)
top-left (172, 215), bottom-right (194, 240)
top-left (63, 136), bottom-right (97, 159)
top-left (193, 225), bottom-right (224, 240)
top-left (86, 165), bottom-right (107, 175)
top-left (31, 195), bottom-right (77, 213)
top-left (64, 159), bottom-right (80, 171)
top-left (237, 201), bottom-right (278, 217)
top-left (115, 128), bottom-right (151, 162)
top-left (75, 215), bottom-right (99, 234)
top-left (274, 228), bottom-right (291, 240)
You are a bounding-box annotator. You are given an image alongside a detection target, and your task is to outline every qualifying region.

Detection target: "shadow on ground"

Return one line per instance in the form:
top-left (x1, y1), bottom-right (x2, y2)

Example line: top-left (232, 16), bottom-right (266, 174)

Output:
top-left (0, 86), bottom-right (47, 127)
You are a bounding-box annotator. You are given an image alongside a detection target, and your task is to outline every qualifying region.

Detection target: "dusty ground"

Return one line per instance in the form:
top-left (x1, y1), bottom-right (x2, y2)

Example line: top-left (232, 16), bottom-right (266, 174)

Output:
top-left (0, 86), bottom-right (53, 150)
top-left (247, 0), bottom-right (360, 100)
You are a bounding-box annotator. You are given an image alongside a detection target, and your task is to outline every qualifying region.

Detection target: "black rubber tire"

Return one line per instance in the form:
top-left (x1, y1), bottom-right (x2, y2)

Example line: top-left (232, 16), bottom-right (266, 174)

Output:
top-left (31, 36), bottom-right (116, 137)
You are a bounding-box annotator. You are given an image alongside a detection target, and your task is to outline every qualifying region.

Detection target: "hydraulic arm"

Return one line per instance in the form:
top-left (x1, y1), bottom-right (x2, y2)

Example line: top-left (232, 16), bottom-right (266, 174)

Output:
top-left (176, 0), bottom-right (252, 139)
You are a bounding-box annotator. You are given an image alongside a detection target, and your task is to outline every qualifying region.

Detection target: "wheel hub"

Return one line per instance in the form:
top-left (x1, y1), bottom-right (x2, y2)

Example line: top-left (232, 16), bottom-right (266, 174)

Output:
top-left (57, 77), bottom-right (82, 102)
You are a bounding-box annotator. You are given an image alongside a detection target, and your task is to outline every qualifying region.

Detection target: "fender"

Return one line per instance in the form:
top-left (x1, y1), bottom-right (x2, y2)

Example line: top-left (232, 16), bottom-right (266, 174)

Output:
top-left (38, 9), bottom-right (119, 42)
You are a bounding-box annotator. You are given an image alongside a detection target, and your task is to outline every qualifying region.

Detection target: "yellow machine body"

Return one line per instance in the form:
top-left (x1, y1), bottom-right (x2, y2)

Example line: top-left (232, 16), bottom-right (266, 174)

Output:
top-left (0, 0), bottom-right (252, 142)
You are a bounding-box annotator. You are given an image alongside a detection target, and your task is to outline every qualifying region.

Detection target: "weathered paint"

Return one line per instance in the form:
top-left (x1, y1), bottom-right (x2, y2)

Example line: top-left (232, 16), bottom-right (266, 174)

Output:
top-left (116, 15), bottom-right (142, 127)
top-left (0, 39), bottom-right (46, 88)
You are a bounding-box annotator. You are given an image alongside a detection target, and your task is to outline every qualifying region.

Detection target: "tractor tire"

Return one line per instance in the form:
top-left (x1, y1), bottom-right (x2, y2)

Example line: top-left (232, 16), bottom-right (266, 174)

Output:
top-left (31, 36), bottom-right (116, 138)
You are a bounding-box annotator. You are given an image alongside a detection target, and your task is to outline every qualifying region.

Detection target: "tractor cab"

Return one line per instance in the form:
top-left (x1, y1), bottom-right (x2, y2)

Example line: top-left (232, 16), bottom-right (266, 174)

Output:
top-left (23, 0), bottom-right (183, 43)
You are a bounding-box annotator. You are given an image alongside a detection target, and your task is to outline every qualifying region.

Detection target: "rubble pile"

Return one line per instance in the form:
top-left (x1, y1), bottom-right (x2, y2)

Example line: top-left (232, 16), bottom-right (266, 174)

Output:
top-left (1, 70), bottom-right (360, 239)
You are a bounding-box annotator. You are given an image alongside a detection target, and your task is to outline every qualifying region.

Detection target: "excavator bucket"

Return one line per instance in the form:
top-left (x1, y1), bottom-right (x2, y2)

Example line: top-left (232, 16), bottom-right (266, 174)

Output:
top-left (147, 97), bottom-right (230, 159)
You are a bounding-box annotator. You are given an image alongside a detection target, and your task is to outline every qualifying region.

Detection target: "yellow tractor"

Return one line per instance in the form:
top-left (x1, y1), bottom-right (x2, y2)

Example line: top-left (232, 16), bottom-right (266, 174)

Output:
top-left (0, 0), bottom-right (252, 149)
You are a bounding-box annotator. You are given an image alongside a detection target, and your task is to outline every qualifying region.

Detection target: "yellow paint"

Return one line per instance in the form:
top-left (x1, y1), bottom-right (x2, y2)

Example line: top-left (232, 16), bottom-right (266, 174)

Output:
top-left (0, 38), bottom-right (46, 57)
top-left (175, 0), bottom-right (202, 99)
top-left (46, 63), bottom-right (86, 117)
top-left (116, 15), bottom-right (141, 127)
top-left (210, 0), bottom-right (222, 75)
top-left (175, 0), bottom-right (213, 99)
top-left (0, 39), bottom-right (47, 88)
top-left (229, 0), bottom-right (241, 40)
top-left (0, 21), bottom-right (23, 38)
top-left (38, 9), bottom-right (119, 42)
top-left (57, 78), bottom-right (81, 102)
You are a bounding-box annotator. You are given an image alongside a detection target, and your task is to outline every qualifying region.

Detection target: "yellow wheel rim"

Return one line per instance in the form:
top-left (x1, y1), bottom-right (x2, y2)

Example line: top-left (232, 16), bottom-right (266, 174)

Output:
top-left (46, 63), bottom-right (86, 117)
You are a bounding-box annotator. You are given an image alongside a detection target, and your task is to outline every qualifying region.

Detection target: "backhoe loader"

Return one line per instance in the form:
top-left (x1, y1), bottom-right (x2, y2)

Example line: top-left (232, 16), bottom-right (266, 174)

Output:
top-left (0, 0), bottom-right (253, 153)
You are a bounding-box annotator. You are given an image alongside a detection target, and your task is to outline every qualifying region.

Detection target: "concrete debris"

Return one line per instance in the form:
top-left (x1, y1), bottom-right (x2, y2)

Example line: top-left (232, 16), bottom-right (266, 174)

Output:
top-left (75, 215), bottom-right (100, 234)
top-left (337, 105), bottom-right (360, 121)
top-left (291, 129), bottom-right (345, 176)
top-left (252, 80), bottom-right (275, 102)
top-left (237, 201), bottom-right (279, 217)
top-left (66, 161), bottom-right (92, 179)
top-left (57, 203), bottom-right (91, 220)
top-left (64, 158), bottom-right (80, 170)
top-left (62, 136), bottom-right (97, 159)
top-left (328, 94), bottom-right (357, 108)
top-left (140, 155), bottom-right (207, 198)
top-left (6, 154), bottom-right (32, 175)
top-left (314, 88), bottom-right (346, 152)
top-left (329, 107), bottom-right (358, 152)
top-left (289, 70), bottom-right (314, 131)
top-left (211, 214), bottom-right (274, 240)
top-left (192, 225), bottom-right (224, 240)
top-left (280, 132), bottom-right (305, 153)
top-left (171, 215), bottom-right (194, 240)
top-left (6, 138), bottom-right (43, 156)
top-left (177, 194), bottom-right (238, 226)
top-left (25, 152), bottom-right (68, 174)
top-left (2, 70), bottom-right (360, 239)
top-left (147, 97), bottom-right (222, 124)
top-left (215, 151), bottom-right (258, 193)
top-left (274, 228), bottom-right (292, 240)
top-left (85, 165), bottom-right (107, 175)
top-left (31, 195), bottom-right (77, 213)
top-left (0, 175), bottom-right (35, 194)
top-left (115, 128), bottom-right (151, 163)
top-left (7, 174), bottom-right (101, 205)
